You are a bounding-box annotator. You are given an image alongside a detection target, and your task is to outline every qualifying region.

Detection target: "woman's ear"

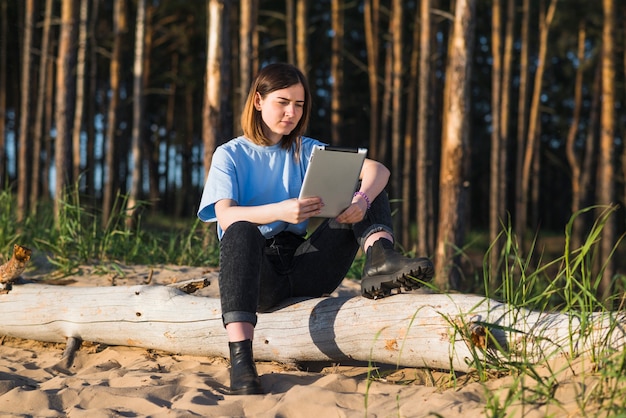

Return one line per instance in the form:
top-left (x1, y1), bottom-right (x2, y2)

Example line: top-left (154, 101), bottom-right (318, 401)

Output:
top-left (254, 92), bottom-right (262, 111)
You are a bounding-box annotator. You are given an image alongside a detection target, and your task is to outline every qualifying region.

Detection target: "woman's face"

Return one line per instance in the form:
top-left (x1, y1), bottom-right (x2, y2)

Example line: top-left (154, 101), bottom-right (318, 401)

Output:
top-left (255, 83), bottom-right (305, 144)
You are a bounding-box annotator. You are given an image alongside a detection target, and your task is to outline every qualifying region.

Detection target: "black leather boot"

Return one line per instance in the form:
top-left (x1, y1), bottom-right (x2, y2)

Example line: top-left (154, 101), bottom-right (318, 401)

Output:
top-left (228, 339), bottom-right (264, 395)
top-left (361, 239), bottom-right (434, 299)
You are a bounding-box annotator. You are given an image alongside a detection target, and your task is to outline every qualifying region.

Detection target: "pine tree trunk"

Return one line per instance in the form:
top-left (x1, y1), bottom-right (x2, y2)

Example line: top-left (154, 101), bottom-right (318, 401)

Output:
top-left (126, 0), bottom-right (147, 228)
top-left (203, 0), bottom-right (225, 177)
top-left (295, 0), bottom-right (307, 72)
top-left (102, 0), bottom-right (126, 227)
top-left (416, 0), bottom-right (432, 258)
top-left (17, 0), bottom-right (34, 222)
top-left (54, 0), bottom-right (76, 224)
top-left (72, 0), bottom-right (89, 187)
top-left (598, 0), bottom-right (616, 303)
top-left (364, 0), bottom-right (380, 160)
top-left (566, 21), bottom-right (586, 251)
top-left (518, 0), bottom-right (557, 247)
top-left (434, 0), bottom-right (475, 291)
top-left (330, 0), bottom-right (344, 145)
top-left (31, 0), bottom-right (54, 213)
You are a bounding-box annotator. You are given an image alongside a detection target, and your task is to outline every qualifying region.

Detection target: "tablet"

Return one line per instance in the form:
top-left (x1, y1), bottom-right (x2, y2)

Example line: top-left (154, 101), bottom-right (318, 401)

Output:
top-left (299, 145), bottom-right (367, 217)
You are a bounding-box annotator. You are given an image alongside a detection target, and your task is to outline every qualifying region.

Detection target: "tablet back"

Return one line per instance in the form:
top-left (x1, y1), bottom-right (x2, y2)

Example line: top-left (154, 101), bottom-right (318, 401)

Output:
top-left (299, 146), bottom-right (367, 217)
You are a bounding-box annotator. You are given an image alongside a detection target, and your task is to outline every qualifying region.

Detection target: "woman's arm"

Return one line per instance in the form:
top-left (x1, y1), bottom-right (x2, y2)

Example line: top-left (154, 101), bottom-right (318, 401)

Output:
top-left (335, 158), bottom-right (390, 224)
top-left (215, 196), bottom-right (323, 232)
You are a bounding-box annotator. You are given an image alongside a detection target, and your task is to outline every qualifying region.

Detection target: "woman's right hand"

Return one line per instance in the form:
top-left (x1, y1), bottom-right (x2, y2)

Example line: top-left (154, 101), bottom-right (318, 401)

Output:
top-left (280, 197), bottom-right (323, 224)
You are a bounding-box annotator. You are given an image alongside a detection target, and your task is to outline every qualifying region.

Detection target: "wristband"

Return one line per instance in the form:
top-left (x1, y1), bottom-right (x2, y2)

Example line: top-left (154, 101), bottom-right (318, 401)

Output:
top-left (354, 191), bottom-right (371, 210)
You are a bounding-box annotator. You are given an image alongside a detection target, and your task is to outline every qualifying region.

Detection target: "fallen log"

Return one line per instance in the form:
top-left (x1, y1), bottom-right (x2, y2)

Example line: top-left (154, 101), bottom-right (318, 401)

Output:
top-left (1, 283), bottom-right (625, 373)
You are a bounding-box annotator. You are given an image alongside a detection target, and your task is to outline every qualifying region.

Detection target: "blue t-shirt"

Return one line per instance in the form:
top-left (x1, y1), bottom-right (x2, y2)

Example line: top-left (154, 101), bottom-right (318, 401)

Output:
top-left (197, 136), bottom-right (326, 240)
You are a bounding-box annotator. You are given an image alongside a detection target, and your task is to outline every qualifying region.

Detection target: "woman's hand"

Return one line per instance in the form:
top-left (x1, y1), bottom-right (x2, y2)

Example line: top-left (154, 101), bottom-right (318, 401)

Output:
top-left (335, 195), bottom-right (367, 224)
top-left (280, 197), bottom-right (324, 224)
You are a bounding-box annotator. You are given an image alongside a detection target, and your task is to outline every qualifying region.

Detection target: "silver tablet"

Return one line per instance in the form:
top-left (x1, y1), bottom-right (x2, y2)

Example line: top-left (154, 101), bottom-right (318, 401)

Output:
top-left (299, 145), bottom-right (367, 217)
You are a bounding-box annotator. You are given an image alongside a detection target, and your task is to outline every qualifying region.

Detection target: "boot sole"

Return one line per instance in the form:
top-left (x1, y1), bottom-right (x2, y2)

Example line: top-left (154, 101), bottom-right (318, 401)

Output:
top-left (361, 261), bottom-right (434, 300)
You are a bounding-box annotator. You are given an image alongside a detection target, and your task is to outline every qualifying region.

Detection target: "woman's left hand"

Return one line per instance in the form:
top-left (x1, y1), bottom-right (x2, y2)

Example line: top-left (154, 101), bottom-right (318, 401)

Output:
top-left (335, 197), bottom-right (367, 224)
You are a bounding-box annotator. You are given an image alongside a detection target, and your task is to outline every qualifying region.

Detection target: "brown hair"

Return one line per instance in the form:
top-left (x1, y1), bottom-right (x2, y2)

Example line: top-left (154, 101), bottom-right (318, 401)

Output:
top-left (241, 63), bottom-right (312, 151)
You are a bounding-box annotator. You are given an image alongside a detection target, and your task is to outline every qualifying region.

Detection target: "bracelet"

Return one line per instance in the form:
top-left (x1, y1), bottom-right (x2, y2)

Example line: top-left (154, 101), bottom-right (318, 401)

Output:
top-left (354, 191), bottom-right (371, 210)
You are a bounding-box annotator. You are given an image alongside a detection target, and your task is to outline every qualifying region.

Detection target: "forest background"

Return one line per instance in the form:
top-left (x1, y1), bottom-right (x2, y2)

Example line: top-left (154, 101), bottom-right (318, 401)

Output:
top-left (1, 0), bottom-right (625, 300)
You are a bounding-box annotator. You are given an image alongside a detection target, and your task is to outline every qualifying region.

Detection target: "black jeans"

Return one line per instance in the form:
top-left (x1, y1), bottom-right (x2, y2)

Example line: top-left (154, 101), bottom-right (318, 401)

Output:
top-left (218, 191), bottom-right (394, 327)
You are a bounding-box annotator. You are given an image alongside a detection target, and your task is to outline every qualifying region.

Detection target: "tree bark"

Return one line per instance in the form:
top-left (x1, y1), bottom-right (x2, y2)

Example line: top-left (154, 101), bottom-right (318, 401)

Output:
top-left (1, 284), bottom-right (625, 374)
top-left (435, 0), bottom-right (475, 291)
top-left (489, 0), bottom-right (503, 286)
top-left (0, 245), bottom-right (31, 292)
top-left (597, 0), bottom-right (616, 303)
top-left (295, 0), bottom-right (307, 72)
top-left (126, 0), bottom-right (147, 228)
top-left (416, 0), bottom-right (432, 258)
top-left (17, 0), bottom-right (34, 222)
top-left (518, 0), bottom-right (557, 247)
top-left (514, 0), bottom-right (530, 247)
top-left (364, 0), bottom-right (380, 160)
top-left (565, 21), bottom-right (586, 251)
top-left (102, 0), bottom-right (126, 228)
top-left (239, 0), bottom-right (256, 114)
top-left (71, 0), bottom-right (89, 187)
top-left (31, 0), bottom-right (54, 212)
top-left (203, 0), bottom-right (225, 177)
top-left (54, 0), bottom-right (76, 224)
top-left (401, 6), bottom-right (421, 251)
top-left (390, 0), bottom-right (403, 241)
top-left (330, 0), bottom-right (344, 145)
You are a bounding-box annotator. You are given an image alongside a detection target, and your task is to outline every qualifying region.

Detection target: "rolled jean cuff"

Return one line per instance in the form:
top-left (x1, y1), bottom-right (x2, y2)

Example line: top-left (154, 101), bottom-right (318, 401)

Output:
top-left (359, 225), bottom-right (394, 249)
top-left (222, 311), bottom-right (258, 328)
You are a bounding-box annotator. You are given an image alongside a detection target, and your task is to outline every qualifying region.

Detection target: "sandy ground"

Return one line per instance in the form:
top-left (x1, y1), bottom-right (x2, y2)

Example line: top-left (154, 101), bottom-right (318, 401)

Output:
top-left (0, 262), bottom-right (616, 417)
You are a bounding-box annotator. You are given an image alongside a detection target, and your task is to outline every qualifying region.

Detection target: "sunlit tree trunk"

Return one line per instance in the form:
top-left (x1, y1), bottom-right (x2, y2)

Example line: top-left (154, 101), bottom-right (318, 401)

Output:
top-left (126, 0), bottom-right (147, 228)
top-left (565, 21), bottom-right (586, 251)
top-left (518, 0), bottom-right (557, 248)
top-left (71, 0), bottom-right (89, 189)
top-left (102, 0), bottom-right (126, 227)
top-left (390, 0), bottom-right (403, 242)
top-left (203, 0), bottom-right (225, 178)
top-left (364, 0), bottom-right (380, 159)
top-left (514, 0), bottom-right (530, 247)
top-left (17, 0), bottom-right (34, 222)
top-left (499, 0), bottom-right (513, 218)
top-left (239, 0), bottom-right (257, 115)
top-left (0, 0), bottom-right (7, 187)
top-left (54, 0), bottom-right (76, 224)
top-left (330, 0), bottom-right (344, 145)
top-left (295, 0), bottom-right (307, 72)
top-left (416, 0), bottom-right (432, 257)
top-left (31, 0), bottom-right (54, 212)
top-left (435, 0), bottom-right (475, 291)
top-left (488, 0), bottom-right (503, 286)
top-left (597, 0), bottom-right (616, 304)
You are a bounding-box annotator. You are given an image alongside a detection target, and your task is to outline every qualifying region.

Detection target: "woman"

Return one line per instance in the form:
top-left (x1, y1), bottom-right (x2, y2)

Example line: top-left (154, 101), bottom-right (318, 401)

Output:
top-left (198, 63), bottom-right (433, 395)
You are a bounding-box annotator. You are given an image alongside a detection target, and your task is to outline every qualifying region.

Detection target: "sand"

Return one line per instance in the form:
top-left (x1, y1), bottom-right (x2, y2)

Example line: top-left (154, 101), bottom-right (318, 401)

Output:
top-left (0, 263), bottom-right (615, 417)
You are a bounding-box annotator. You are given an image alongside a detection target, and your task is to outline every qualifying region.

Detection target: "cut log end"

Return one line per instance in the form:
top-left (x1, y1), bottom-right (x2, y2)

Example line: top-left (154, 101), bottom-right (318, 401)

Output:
top-left (0, 244), bottom-right (32, 292)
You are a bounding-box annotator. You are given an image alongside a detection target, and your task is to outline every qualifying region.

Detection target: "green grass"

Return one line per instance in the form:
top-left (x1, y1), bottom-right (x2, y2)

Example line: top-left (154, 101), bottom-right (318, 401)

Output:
top-left (0, 187), bottom-right (220, 276)
top-left (361, 206), bottom-right (626, 417)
